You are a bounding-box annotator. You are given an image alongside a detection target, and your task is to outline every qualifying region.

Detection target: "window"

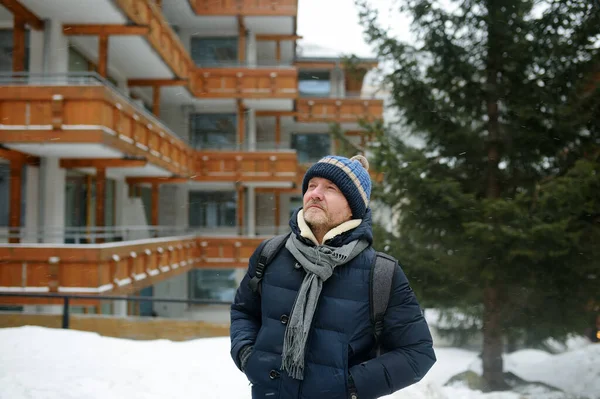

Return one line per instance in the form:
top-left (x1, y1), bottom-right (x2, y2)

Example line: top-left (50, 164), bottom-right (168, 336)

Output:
top-left (0, 29), bottom-right (30, 72)
top-left (191, 37), bottom-right (238, 66)
top-left (188, 269), bottom-right (238, 301)
top-left (298, 70), bottom-right (331, 97)
top-left (188, 191), bottom-right (237, 228)
top-left (289, 196), bottom-right (303, 219)
top-left (291, 133), bottom-right (331, 163)
top-left (0, 163), bottom-right (26, 227)
top-left (190, 113), bottom-right (237, 150)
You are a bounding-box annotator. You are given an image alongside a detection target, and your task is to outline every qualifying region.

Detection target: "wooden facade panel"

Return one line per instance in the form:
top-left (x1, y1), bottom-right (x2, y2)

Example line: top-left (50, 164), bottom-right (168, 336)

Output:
top-left (0, 102), bottom-right (27, 124)
top-left (296, 99), bottom-right (384, 123)
top-left (63, 100), bottom-right (106, 126)
top-left (194, 151), bottom-right (298, 182)
top-left (194, 68), bottom-right (298, 98)
top-left (60, 264), bottom-right (99, 288)
top-left (0, 263), bottom-right (22, 287)
top-left (190, 0), bottom-right (298, 16)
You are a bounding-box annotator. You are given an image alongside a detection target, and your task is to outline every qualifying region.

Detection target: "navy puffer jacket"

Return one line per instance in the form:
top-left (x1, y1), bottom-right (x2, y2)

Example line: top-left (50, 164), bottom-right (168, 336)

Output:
top-left (230, 208), bottom-right (436, 399)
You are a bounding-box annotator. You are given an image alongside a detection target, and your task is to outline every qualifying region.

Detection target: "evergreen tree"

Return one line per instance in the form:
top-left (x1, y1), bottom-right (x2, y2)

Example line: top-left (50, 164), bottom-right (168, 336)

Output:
top-left (354, 0), bottom-right (600, 390)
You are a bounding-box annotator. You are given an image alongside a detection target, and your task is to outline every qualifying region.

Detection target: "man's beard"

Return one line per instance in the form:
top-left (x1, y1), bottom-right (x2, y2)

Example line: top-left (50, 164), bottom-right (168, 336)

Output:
top-left (304, 202), bottom-right (331, 230)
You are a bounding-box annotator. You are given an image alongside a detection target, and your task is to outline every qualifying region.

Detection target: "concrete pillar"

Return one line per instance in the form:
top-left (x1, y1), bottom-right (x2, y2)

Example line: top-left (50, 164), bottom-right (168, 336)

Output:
top-left (39, 157), bottom-right (66, 243)
top-left (235, 268), bottom-right (246, 287)
top-left (247, 108), bottom-right (256, 150)
top-left (23, 165), bottom-right (39, 243)
top-left (113, 300), bottom-right (127, 317)
top-left (28, 30), bottom-right (44, 74)
top-left (114, 179), bottom-right (128, 227)
top-left (174, 185), bottom-right (189, 230)
top-left (247, 186), bottom-right (256, 236)
top-left (337, 68), bottom-right (346, 97)
top-left (247, 31), bottom-right (257, 67)
top-left (45, 18), bottom-right (69, 74)
top-left (152, 273), bottom-right (188, 318)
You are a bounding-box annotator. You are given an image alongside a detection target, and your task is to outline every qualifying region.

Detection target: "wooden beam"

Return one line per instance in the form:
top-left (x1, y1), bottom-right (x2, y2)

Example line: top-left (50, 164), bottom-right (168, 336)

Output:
top-left (60, 158), bottom-right (148, 169)
top-left (63, 24), bottom-right (150, 36)
top-left (275, 116), bottom-right (281, 147)
top-left (275, 40), bottom-right (281, 64)
top-left (0, 147), bottom-right (39, 165)
top-left (95, 167), bottom-right (106, 242)
top-left (152, 86), bottom-right (160, 117)
top-left (255, 35), bottom-right (302, 41)
top-left (9, 161), bottom-right (22, 243)
top-left (12, 17), bottom-right (25, 72)
top-left (255, 187), bottom-right (300, 194)
top-left (98, 35), bottom-right (108, 78)
top-left (0, 0), bottom-right (44, 30)
top-left (237, 16), bottom-right (246, 64)
top-left (127, 79), bottom-right (188, 87)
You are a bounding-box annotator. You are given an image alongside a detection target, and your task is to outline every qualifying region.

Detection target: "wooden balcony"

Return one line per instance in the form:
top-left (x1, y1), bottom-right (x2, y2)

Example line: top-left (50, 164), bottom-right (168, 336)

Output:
top-left (0, 84), bottom-right (194, 176)
top-left (194, 151), bottom-right (298, 182)
top-left (296, 98), bottom-right (384, 123)
top-left (115, 0), bottom-right (194, 83)
top-left (0, 236), bottom-right (263, 306)
top-left (188, 0), bottom-right (298, 16)
top-left (193, 67), bottom-right (298, 99)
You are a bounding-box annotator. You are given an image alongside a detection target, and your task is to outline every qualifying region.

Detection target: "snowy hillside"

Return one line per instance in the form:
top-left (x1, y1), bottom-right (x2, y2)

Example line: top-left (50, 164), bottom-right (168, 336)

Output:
top-left (0, 326), bottom-right (598, 399)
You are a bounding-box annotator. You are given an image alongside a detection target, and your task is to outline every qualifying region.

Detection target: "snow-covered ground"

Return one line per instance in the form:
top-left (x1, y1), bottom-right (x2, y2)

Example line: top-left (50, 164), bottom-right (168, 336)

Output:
top-left (0, 326), bottom-right (598, 399)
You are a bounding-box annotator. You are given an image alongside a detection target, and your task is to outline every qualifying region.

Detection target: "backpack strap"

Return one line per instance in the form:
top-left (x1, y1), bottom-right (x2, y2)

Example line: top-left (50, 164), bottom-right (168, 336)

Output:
top-left (370, 252), bottom-right (397, 353)
top-left (248, 233), bottom-right (289, 294)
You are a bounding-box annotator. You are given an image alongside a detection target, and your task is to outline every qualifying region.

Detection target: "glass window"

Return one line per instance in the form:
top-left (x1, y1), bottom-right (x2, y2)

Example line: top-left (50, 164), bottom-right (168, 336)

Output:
top-left (191, 37), bottom-right (238, 66)
top-left (68, 47), bottom-right (92, 72)
top-left (188, 269), bottom-right (237, 301)
top-left (0, 29), bottom-right (30, 72)
top-left (190, 113), bottom-right (237, 150)
top-left (291, 133), bottom-right (331, 163)
top-left (0, 163), bottom-right (27, 228)
top-left (188, 191), bottom-right (237, 228)
top-left (298, 70), bottom-right (331, 97)
top-left (289, 196), bottom-right (303, 219)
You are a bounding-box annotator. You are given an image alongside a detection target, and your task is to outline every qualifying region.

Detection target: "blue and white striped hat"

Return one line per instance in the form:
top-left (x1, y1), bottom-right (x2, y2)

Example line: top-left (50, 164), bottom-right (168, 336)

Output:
top-left (302, 154), bottom-right (372, 219)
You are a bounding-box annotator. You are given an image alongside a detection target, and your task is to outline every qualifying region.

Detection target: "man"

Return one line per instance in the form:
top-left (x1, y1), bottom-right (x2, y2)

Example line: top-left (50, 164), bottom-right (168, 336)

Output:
top-left (230, 155), bottom-right (436, 399)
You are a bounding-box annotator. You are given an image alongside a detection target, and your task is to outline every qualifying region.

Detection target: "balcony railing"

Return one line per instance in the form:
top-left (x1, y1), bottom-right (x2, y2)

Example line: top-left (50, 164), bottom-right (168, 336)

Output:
top-left (115, 0), bottom-right (194, 82)
top-left (193, 67), bottom-right (298, 98)
top-left (194, 151), bottom-right (298, 182)
top-left (0, 73), bottom-right (194, 176)
top-left (0, 225), bottom-right (292, 244)
top-left (296, 98), bottom-right (384, 123)
top-left (188, 0), bottom-right (298, 16)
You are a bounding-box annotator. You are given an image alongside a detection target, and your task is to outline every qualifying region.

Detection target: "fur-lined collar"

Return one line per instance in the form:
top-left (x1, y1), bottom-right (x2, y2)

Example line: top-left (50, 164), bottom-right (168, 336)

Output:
top-left (297, 209), bottom-right (362, 246)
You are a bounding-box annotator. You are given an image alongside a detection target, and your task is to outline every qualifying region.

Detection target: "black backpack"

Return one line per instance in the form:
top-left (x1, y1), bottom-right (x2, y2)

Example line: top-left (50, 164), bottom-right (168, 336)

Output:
top-left (248, 233), bottom-right (397, 348)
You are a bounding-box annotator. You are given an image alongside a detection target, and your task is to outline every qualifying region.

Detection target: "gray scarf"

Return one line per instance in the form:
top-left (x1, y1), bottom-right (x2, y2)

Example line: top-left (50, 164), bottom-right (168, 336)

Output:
top-left (281, 233), bottom-right (369, 380)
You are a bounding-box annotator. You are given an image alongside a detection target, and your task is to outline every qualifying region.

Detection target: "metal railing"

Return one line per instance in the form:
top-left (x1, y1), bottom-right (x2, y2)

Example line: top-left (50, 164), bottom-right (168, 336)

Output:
top-left (0, 292), bottom-right (231, 329)
top-left (193, 141), bottom-right (294, 152)
top-left (0, 225), bottom-right (291, 244)
top-left (0, 72), bottom-right (191, 146)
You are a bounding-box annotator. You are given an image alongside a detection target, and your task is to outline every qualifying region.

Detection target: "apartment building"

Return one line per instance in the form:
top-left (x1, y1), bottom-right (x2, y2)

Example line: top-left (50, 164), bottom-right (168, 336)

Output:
top-left (0, 0), bottom-right (383, 320)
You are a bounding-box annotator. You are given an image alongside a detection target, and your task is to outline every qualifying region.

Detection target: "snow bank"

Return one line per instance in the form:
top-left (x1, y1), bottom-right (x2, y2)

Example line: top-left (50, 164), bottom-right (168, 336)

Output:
top-left (0, 326), bottom-right (598, 399)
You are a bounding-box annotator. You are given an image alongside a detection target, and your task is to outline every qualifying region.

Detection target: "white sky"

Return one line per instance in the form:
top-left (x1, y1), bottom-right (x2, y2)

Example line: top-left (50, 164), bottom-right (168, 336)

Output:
top-left (296, 0), bottom-right (412, 58)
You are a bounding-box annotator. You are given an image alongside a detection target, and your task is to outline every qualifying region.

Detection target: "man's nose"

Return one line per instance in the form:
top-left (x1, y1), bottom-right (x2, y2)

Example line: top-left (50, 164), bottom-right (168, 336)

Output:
top-left (309, 186), bottom-right (325, 199)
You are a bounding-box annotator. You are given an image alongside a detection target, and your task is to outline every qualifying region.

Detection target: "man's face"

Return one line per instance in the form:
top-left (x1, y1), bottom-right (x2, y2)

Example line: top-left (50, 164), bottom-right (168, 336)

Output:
top-left (303, 177), bottom-right (352, 230)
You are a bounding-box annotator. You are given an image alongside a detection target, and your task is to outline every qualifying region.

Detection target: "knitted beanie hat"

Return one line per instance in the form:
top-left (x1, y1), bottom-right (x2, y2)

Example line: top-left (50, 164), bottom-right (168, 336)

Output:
top-left (302, 154), bottom-right (372, 219)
